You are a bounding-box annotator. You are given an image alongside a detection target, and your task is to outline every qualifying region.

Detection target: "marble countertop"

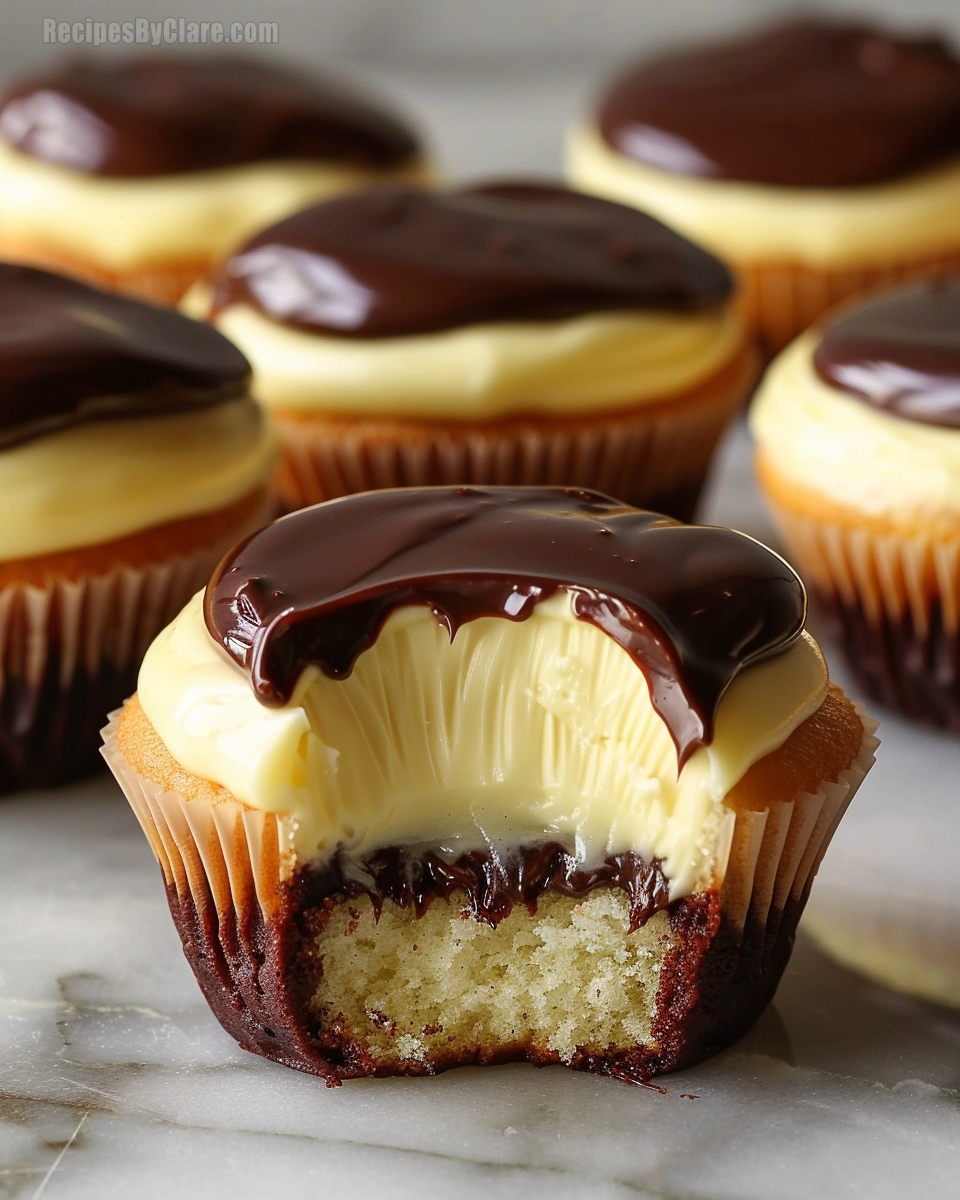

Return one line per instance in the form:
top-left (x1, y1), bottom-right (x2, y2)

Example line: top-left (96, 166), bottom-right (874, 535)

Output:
top-left (3, 66), bottom-right (960, 1198)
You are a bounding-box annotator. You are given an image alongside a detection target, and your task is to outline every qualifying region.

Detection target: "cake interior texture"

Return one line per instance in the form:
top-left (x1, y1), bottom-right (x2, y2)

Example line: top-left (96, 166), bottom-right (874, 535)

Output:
top-left (309, 890), bottom-right (673, 1071)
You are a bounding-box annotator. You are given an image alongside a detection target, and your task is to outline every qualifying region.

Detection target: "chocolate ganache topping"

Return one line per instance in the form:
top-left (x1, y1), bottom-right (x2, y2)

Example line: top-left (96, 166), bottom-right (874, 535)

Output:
top-left (597, 18), bottom-right (960, 188)
top-left (204, 486), bottom-right (805, 766)
top-left (0, 263), bottom-right (250, 448)
top-left (0, 56), bottom-right (419, 176)
top-left (209, 182), bottom-right (733, 337)
top-left (813, 279), bottom-right (960, 427)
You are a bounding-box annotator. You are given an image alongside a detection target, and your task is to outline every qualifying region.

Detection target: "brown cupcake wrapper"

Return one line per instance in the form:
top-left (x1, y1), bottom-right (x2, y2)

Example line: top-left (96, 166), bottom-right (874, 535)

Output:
top-left (736, 248), bottom-right (960, 355)
top-left (102, 708), bottom-right (876, 1080)
top-left (0, 233), bottom-right (209, 306)
top-left (272, 349), bottom-right (759, 522)
top-left (0, 504), bottom-right (272, 793)
top-left (762, 501), bottom-right (960, 728)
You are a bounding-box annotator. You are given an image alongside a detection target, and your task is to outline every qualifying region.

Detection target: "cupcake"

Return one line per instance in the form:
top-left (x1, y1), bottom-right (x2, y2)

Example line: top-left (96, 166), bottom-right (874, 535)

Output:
top-left (751, 277), bottom-right (960, 730)
top-left (195, 181), bottom-right (758, 520)
top-left (0, 55), bottom-right (429, 305)
top-left (103, 486), bottom-right (876, 1085)
top-left (567, 17), bottom-right (960, 353)
top-left (0, 262), bottom-right (275, 791)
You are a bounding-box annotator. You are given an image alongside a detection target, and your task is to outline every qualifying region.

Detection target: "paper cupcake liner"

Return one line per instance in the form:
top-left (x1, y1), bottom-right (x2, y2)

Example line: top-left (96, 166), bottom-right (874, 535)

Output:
top-left (719, 710), bottom-right (878, 943)
top-left (0, 233), bottom-right (208, 305)
top-left (272, 351), bottom-right (758, 521)
top-left (736, 249), bottom-right (960, 355)
top-left (655, 712), bottom-right (877, 1069)
top-left (102, 706), bottom-right (875, 1081)
top-left (0, 506), bottom-right (272, 794)
top-left (763, 500), bottom-right (960, 729)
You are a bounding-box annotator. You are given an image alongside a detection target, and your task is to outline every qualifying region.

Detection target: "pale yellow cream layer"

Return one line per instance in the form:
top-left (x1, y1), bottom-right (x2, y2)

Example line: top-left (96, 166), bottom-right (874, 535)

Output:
top-left (0, 138), bottom-right (431, 270)
top-left (567, 122), bottom-right (960, 269)
top-left (137, 590), bottom-right (827, 899)
top-left (0, 399), bottom-right (275, 560)
top-left (200, 298), bottom-right (746, 419)
top-left (750, 331), bottom-right (960, 520)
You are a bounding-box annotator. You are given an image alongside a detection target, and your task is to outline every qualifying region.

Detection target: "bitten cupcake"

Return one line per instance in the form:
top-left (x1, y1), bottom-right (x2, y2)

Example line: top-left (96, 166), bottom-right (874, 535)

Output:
top-left (195, 181), bottom-right (757, 520)
top-left (0, 263), bottom-right (275, 791)
top-left (0, 55), bottom-right (428, 305)
top-left (103, 486), bottom-right (876, 1085)
top-left (567, 17), bottom-right (960, 352)
top-left (751, 277), bottom-right (960, 730)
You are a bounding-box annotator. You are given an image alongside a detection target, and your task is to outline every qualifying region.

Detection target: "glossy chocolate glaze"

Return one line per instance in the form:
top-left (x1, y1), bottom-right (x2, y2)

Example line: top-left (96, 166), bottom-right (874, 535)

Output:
top-left (0, 263), bottom-right (250, 448)
top-left (0, 55), bottom-right (419, 176)
top-left (204, 486), bottom-right (805, 765)
top-left (813, 280), bottom-right (960, 427)
top-left (210, 182), bottom-right (733, 336)
top-left (598, 18), bottom-right (960, 188)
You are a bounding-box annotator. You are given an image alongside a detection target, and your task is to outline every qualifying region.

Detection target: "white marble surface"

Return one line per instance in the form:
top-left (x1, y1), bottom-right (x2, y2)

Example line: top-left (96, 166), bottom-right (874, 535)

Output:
top-left (3, 68), bottom-right (960, 1198)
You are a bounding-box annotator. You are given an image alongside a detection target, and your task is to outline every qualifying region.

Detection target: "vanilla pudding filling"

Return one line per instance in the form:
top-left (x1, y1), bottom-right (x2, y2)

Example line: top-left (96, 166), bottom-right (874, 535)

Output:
top-left (567, 122), bottom-right (960, 269)
top-left (138, 589), bottom-right (827, 901)
top-left (0, 398), bottom-right (275, 560)
top-left (0, 139), bottom-right (431, 272)
top-left (750, 330), bottom-right (960, 520)
top-left (202, 302), bottom-right (746, 419)
top-left (192, 182), bottom-right (747, 425)
top-left (0, 263), bottom-right (277, 560)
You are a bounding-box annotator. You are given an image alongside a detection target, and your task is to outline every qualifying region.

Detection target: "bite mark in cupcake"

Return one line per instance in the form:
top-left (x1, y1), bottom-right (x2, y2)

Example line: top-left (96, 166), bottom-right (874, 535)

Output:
top-left (104, 486), bottom-right (876, 1084)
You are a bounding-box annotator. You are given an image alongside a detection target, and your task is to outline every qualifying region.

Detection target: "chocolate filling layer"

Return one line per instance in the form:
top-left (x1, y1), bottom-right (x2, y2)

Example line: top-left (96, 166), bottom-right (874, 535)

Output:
top-left (598, 17), bottom-right (960, 188)
top-left (813, 279), bottom-right (960, 427)
top-left (0, 55), bottom-right (420, 176)
top-left (0, 263), bottom-right (250, 448)
top-left (210, 182), bottom-right (732, 336)
top-left (303, 844), bottom-right (671, 933)
top-left (164, 862), bottom-right (800, 1086)
top-left (204, 486), bottom-right (805, 765)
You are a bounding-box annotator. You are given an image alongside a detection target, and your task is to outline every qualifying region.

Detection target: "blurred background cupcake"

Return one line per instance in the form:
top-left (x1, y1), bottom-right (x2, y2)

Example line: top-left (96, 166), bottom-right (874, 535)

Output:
top-left (0, 54), bottom-right (430, 305)
top-left (567, 16), bottom-right (960, 354)
top-left (750, 276), bottom-right (960, 731)
top-left (191, 181), bottom-right (757, 518)
top-left (0, 263), bottom-right (275, 791)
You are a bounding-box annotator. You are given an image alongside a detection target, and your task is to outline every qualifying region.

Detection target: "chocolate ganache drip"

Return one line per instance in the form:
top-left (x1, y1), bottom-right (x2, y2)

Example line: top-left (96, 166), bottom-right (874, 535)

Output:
top-left (0, 56), bottom-right (420, 176)
top-left (598, 18), bottom-right (960, 188)
top-left (204, 486), bottom-right (805, 766)
top-left (209, 182), bottom-right (732, 337)
top-left (0, 263), bottom-right (250, 448)
top-left (813, 279), bottom-right (960, 427)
